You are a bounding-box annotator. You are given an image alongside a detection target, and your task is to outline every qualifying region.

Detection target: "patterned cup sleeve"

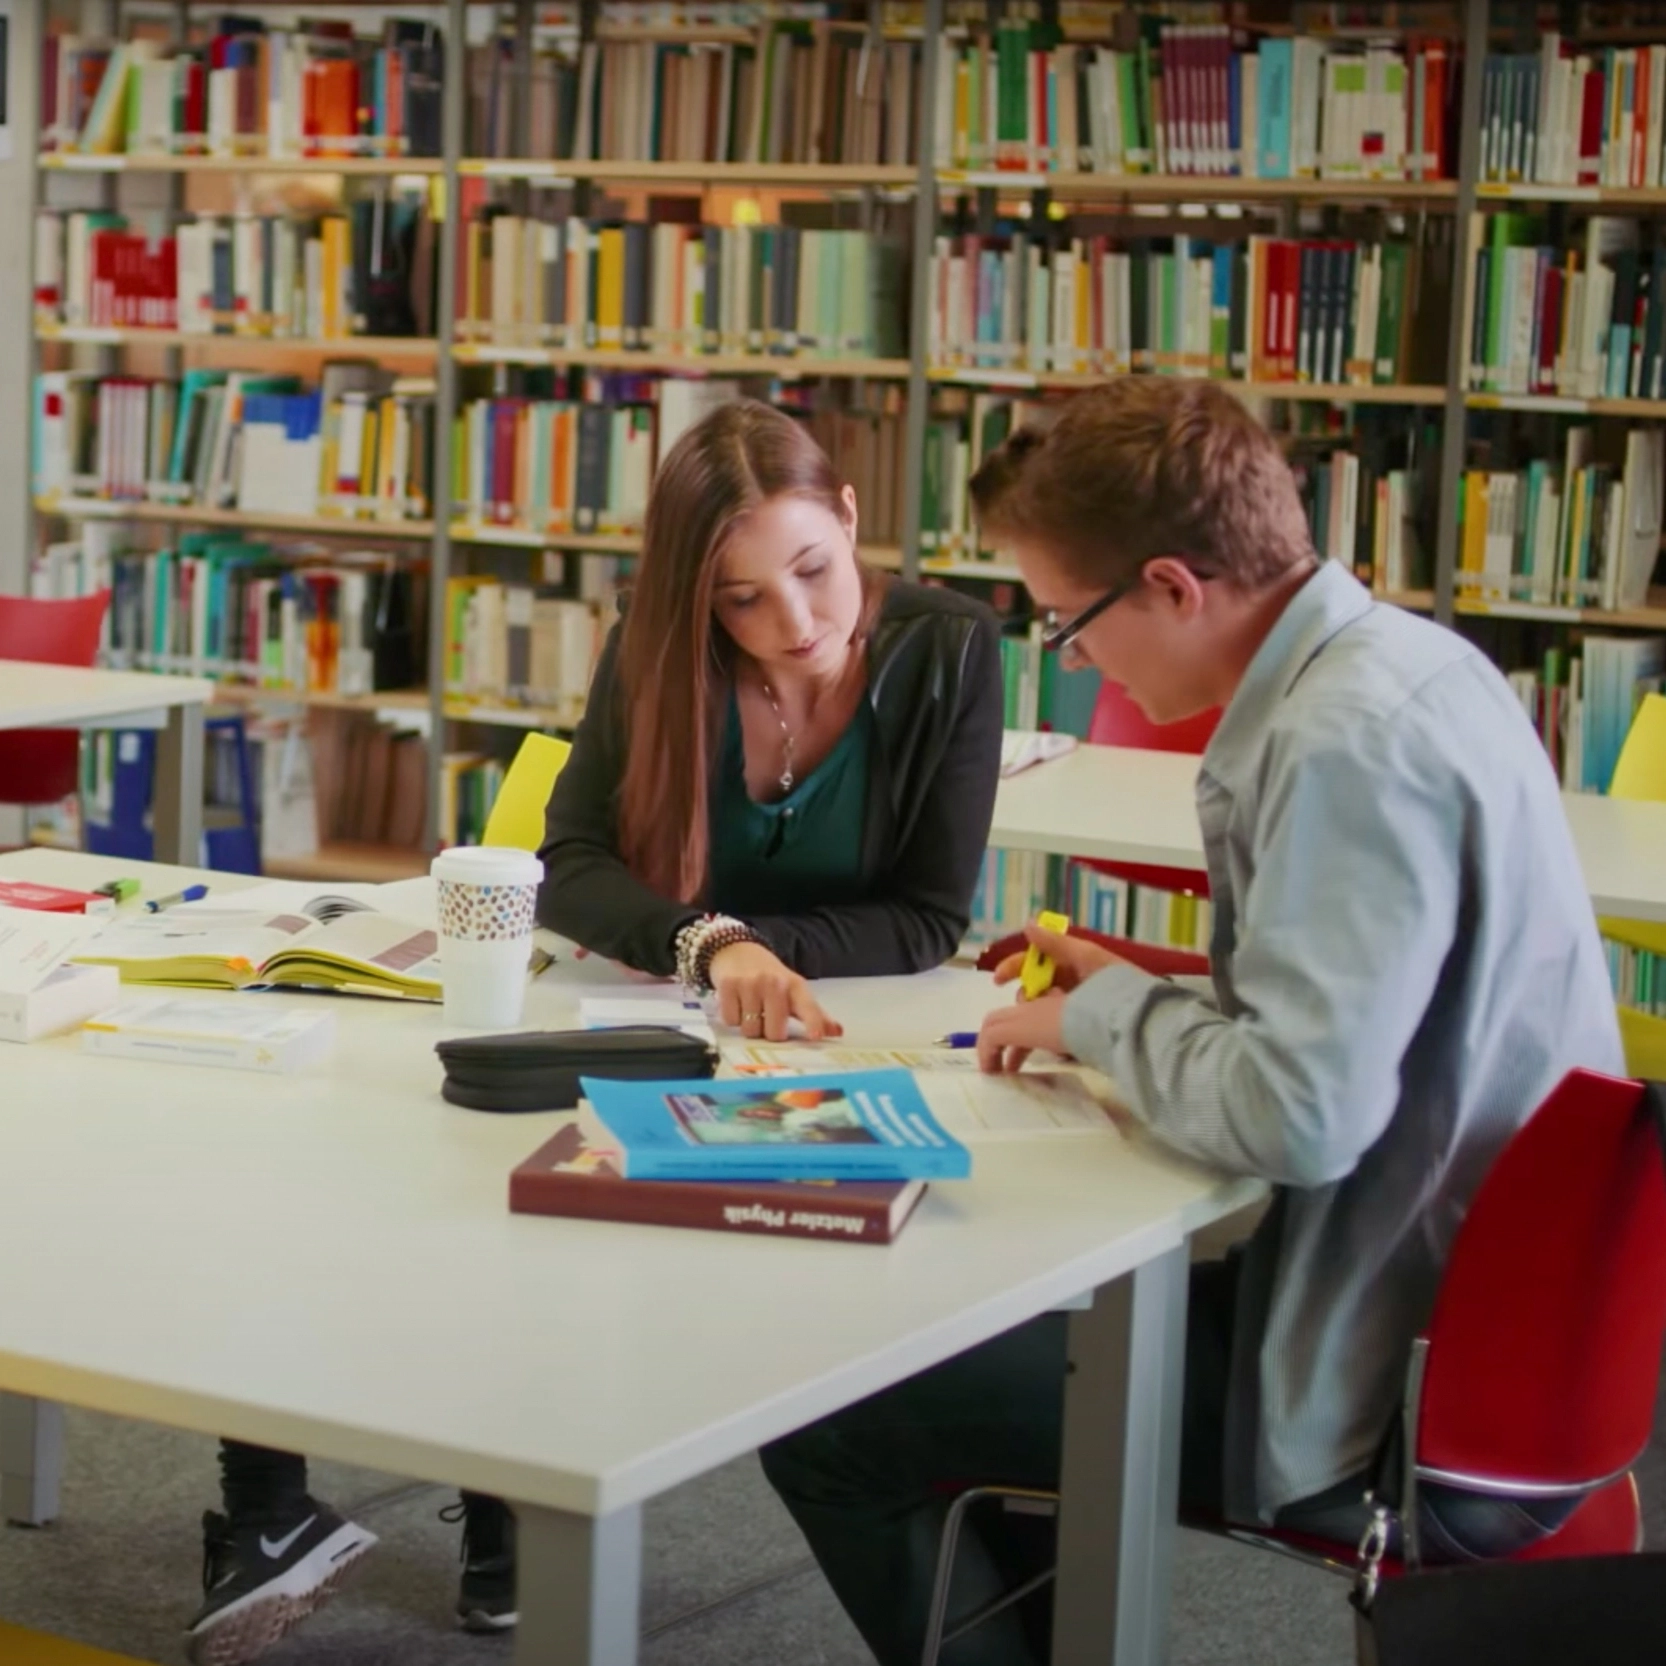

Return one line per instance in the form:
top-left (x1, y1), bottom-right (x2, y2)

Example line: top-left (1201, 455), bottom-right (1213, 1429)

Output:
top-left (437, 878), bottom-right (538, 943)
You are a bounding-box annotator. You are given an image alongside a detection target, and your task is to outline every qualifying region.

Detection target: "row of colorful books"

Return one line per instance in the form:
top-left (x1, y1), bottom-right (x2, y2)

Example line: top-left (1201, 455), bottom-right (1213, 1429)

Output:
top-left (1481, 35), bottom-right (1666, 189)
top-left (466, 24), bottom-right (918, 167)
top-left (1456, 428), bottom-right (1664, 612)
top-left (457, 212), bottom-right (906, 361)
top-left (966, 847), bottom-right (1212, 954)
top-left (441, 581), bottom-right (612, 708)
top-left (1503, 637), bottom-right (1663, 794)
top-left (33, 366), bottom-right (438, 523)
top-left (1467, 216), bottom-right (1666, 402)
top-left (35, 195), bottom-right (436, 340)
top-left (1607, 942), bottom-right (1666, 1019)
top-left (43, 18), bottom-right (443, 159)
top-left (933, 24), bottom-right (1455, 180)
top-left (31, 528), bottom-right (424, 698)
top-left (927, 226), bottom-right (1450, 386)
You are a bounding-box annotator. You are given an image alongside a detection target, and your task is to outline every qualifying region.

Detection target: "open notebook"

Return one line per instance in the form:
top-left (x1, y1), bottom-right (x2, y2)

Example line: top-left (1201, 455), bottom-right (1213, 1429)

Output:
top-left (74, 895), bottom-right (442, 999)
top-left (1001, 730), bottom-right (1078, 777)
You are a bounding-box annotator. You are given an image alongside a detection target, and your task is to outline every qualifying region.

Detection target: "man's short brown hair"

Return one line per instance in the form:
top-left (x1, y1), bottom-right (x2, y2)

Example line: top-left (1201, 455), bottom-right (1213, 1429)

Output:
top-left (969, 378), bottom-right (1316, 592)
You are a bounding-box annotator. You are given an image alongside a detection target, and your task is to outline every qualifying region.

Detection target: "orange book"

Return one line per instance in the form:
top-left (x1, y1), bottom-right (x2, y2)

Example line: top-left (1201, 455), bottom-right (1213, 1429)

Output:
top-left (550, 407), bottom-right (573, 531)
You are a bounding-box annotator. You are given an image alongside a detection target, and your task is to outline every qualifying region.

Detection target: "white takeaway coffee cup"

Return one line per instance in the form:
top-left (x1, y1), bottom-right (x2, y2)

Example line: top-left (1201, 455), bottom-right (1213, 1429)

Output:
top-left (430, 844), bottom-right (545, 1028)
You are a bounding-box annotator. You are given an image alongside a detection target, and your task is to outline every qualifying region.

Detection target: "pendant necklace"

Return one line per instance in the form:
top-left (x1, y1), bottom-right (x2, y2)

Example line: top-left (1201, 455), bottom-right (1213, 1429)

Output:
top-left (759, 678), bottom-right (796, 792)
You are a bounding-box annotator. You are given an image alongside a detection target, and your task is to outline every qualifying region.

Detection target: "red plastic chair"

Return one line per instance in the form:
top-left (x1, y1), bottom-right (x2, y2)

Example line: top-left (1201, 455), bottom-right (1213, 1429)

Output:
top-left (1084, 680), bottom-right (1219, 897)
top-left (921, 1069), bottom-right (1666, 1663)
top-left (0, 592), bottom-right (111, 805)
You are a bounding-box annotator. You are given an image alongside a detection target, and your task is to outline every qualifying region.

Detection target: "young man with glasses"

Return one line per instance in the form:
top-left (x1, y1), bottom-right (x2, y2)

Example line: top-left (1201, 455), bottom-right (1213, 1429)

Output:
top-left (759, 377), bottom-right (1622, 1666)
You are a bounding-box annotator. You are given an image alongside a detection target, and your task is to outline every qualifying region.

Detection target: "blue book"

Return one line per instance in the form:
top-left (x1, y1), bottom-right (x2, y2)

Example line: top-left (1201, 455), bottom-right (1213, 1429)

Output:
top-left (578, 1069), bottom-right (972, 1183)
top-left (1256, 39), bottom-right (1292, 179)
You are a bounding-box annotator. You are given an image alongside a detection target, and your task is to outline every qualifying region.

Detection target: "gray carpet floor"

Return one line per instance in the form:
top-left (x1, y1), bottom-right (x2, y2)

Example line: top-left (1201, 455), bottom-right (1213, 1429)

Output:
top-left (1, 1376), bottom-right (1663, 1666)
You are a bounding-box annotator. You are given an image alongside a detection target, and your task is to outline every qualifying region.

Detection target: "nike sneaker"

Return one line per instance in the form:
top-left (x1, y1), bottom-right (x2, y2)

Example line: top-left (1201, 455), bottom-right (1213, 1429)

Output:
top-left (184, 1498), bottom-right (377, 1665)
top-left (442, 1493), bottom-right (518, 1632)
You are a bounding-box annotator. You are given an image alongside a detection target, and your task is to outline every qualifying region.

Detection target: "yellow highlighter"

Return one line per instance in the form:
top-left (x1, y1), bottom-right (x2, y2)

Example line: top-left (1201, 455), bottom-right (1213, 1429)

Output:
top-left (1019, 910), bottom-right (1072, 1001)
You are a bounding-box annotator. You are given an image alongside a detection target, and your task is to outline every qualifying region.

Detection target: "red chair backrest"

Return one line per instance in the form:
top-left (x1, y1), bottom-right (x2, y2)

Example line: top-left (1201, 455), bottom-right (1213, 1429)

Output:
top-left (1417, 1070), bottom-right (1666, 1491)
top-left (0, 591), bottom-right (110, 667)
top-left (1087, 680), bottom-right (1220, 755)
top-left (0, 591), bottom-right (111, 806)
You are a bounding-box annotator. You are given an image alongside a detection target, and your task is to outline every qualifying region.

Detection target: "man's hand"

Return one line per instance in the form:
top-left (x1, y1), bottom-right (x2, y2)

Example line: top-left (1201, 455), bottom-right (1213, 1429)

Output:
top-left (710, 941), bottom-right (842, 1042)
top-left (977, 990), bottom-right (1066, 1074)
top-left (990, 921), bottom-right (1124, 995)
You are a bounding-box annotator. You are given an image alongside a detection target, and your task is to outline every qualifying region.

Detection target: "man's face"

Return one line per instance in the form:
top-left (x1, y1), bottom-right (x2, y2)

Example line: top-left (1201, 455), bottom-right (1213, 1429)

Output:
top-left (1009, 539), bottom-right (1215, 725)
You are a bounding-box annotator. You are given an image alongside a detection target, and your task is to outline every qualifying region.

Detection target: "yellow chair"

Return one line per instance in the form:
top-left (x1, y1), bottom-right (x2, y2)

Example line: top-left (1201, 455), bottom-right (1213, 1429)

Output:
top-left (0, 1621), bottom-right (156, 1665)
top-left (1598, 692), bottom-right (1666, 1076)
top-left (480, 733), bottom-right (572, 852)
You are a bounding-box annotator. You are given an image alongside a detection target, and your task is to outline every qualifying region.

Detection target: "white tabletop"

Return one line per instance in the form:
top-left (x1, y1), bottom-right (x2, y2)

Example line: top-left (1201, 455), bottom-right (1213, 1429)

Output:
top-left (0, 659), bottom-right (213, 728)
top-left (991, 744), bottom-right (1666, 923)
top-left (0, 851), bottom-right (1260, 1520)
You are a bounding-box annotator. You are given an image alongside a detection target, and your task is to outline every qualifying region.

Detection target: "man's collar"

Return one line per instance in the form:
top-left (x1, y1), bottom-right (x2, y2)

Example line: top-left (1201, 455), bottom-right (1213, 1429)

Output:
top-left (1202, 561), bottom-right (1373, 787)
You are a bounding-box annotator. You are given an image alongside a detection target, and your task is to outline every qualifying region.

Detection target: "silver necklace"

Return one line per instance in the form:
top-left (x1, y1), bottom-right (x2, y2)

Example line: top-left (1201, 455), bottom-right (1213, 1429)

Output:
top-left (759, 678), bottom-right (796, 792)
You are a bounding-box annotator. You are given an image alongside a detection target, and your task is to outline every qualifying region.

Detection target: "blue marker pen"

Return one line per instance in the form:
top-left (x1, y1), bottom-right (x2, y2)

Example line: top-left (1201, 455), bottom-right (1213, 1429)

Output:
top-left (145, 883), bottom-right (209, 913)
top-left (937, 1031), bottom-right (979, 1049)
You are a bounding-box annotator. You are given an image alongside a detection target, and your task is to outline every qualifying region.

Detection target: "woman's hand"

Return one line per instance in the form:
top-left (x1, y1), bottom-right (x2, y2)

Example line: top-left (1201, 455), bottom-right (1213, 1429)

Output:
top-left (989, 920), bottom-right (1123, 995)
top-left (710, 941), bottom-right (843, 1042)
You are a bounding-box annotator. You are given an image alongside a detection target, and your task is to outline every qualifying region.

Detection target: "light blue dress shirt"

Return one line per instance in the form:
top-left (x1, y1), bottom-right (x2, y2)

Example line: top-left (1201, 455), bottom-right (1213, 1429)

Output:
top-left (1061, 560), bottom-right (1623, 1523)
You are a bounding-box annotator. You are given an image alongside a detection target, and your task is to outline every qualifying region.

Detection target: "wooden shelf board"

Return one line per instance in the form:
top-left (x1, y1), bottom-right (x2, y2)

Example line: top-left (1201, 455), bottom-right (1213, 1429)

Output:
top-left (265, 842), bottom-right (430, 883)
top-left (1478, 183), bottom-right (1666, 206)
top-left (38, 327), bottom-right (438, 355)
top-left (449, 523), bottom-right (902, 569)
top-left (1468, 393), bottom-right (1666, 417)
top-left (452, 343), bottom-right (910, 378)
top-left (921, 558), bottom-right (1024, 582)
top-left (1456, 596), bottom-right (1666, 628)
top-left (459, 158), bottom-right (916, 187)
top-left (40, 152), bottom-right (441, 175)
top-left (209, 685), bottom-right (429, 716)
top-left (1379, 590), bottom-right (1436, 613)
top-left (443, 700), bottom-right (584, 730)
top-left (930, 368), bottom-right (1446, 404)
top-left (938, 170), bottom-right (1456, 201)
top-left (35, 498), bottom-right (435, 540)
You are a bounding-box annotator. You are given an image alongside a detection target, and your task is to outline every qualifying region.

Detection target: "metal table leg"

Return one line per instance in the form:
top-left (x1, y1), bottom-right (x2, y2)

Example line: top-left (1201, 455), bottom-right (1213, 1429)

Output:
top-left (0, 1394), bottom-right (64, 1528)
top-left (152, 699), bottom-right (204, 866)
top-left (513, 1500), bottom-right (642, 1666)
top-left (1052, 1242), bottom-right (1190, 1666)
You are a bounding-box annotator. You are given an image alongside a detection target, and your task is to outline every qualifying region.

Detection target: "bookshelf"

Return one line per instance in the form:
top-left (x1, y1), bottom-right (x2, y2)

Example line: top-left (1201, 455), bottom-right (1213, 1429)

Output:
top-left (10, 0), bottom-right (1666, 882)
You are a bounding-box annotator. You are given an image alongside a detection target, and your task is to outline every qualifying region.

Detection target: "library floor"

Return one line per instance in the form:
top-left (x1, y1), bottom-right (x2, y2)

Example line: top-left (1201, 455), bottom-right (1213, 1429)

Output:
top-left (2, 1378), bottom-right (1663, 1666)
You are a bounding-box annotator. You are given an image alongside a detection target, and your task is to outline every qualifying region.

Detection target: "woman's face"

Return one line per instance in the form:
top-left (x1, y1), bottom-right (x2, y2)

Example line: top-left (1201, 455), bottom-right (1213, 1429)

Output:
top-left (711, 487), bottom-right (864, 678)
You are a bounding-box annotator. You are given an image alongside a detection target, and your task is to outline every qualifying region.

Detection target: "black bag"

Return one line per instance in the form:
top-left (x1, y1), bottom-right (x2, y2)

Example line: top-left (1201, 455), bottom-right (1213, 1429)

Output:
top-left (435, 1025), bottom-right (717, 1113)
top-left (1357, 1553), bottom-right (1666, 1666)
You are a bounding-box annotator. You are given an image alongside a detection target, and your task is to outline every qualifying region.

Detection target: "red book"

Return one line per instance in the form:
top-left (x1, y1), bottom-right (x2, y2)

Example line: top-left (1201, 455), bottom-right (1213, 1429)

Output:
top-left (510, 1122), bottom-right (927, 1245)
top-left (0, 880), bottom-right (109, 915)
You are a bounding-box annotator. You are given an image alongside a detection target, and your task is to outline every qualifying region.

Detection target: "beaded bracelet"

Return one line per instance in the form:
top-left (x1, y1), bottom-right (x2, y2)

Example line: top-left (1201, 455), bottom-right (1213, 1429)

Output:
top-left (673, 913), bottom-right (763, 994)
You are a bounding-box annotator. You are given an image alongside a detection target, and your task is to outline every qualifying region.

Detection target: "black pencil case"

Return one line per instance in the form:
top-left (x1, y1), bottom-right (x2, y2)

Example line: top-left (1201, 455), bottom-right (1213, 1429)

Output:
top-left (435, 1025), bottom-right (718, 1113)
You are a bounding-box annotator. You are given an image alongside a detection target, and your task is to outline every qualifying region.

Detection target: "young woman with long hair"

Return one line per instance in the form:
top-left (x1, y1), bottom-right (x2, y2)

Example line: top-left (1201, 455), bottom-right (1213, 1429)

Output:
top-left (537, 397), bottom-right (1005, 1042)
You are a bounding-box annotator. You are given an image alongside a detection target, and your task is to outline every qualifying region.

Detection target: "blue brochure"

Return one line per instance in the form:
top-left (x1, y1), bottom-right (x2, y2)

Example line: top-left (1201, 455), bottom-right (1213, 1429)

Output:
top-left (577, 1068), bottom-right (973, 1182)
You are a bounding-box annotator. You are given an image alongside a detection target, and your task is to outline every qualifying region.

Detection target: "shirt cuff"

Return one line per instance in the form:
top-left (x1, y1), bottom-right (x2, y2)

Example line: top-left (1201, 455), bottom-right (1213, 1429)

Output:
top-left (1060, 960), bottom-right (1164, 1077)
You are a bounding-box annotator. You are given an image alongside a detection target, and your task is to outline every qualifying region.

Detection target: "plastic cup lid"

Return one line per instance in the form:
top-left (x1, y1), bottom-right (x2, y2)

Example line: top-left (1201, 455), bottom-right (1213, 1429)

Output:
top-left (430, 845), bottom-right (544, 888)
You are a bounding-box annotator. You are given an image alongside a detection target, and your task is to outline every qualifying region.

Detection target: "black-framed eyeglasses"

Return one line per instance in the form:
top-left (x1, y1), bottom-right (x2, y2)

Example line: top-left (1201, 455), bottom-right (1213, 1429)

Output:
top-left (1039, 568), bottom-right (1145, 654)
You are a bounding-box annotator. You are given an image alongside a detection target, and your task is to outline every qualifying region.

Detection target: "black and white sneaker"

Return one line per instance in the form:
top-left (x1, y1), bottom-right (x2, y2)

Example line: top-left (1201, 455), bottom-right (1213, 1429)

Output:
top-left (184, 1499), bottom-right (377, 1666)
top-left (443, 1494), bottom-right (518, 1633)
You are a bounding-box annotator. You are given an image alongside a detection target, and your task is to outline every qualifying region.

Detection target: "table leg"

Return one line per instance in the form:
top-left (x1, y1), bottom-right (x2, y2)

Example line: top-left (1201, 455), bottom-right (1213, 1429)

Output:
top-left (152, 700), bottom-right (204, 866)
top-left (1052, 1242), bottom-right (1189, 1666)
top-left (512, 1500), bottom-right (641, 1666)
top-left (0, 1394), bottom-right (64, 1528)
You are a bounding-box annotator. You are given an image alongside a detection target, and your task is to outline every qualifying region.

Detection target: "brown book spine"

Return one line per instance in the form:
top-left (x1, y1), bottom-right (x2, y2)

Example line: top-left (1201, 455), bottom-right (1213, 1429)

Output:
top-left (509, 1125), bottom-right (920, 1245)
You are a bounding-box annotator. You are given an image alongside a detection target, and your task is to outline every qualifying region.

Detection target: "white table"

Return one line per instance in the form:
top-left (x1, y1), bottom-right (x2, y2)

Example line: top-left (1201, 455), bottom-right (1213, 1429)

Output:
top-left (0, 660), bottom-right (214, 865)
top-left (0, 849), bottom-right (1261, 1666)
top-left (992, 744), bottom-right (1666, 923)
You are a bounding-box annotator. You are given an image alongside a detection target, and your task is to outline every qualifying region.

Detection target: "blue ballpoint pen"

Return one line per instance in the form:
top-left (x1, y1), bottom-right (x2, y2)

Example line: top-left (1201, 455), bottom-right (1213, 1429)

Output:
top-left (937, 1031), bottom-right (979, 1049)
top-left (146, 883), bottom-right (209, 913)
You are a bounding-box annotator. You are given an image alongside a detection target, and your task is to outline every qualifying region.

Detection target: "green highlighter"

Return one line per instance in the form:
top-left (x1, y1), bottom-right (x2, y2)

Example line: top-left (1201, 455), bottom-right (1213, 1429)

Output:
top-left (95, 879), bottom-right (141, 904)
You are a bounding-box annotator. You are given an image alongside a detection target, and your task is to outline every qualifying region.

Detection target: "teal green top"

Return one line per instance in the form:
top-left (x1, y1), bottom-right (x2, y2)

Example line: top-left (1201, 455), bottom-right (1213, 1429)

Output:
top-left (709, 693), bottom-right (873, 917)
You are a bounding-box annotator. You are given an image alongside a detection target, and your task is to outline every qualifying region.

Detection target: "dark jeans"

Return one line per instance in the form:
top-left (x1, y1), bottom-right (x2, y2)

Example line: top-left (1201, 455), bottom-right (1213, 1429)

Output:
top-left (216, 1441), bottom-right (503, 1530)
top-left (758, 1258), bottom-right (1584, 1666)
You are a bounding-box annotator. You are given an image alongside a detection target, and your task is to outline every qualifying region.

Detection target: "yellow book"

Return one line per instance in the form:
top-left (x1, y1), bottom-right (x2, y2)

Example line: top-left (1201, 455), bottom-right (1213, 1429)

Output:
top-left (1460, 471), bottom-right (1488, 594)
top-left (321, 218), bottom-right (347, 338)
top-left (596, 227), bottom-right (626, 349)
top-left (74, 902), bottom-right (443, 1001)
